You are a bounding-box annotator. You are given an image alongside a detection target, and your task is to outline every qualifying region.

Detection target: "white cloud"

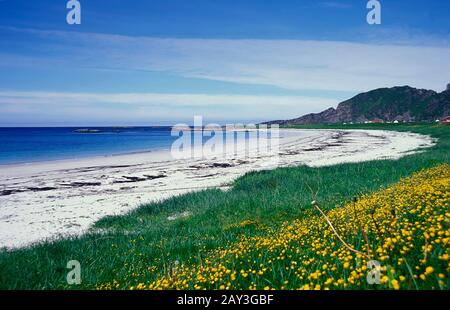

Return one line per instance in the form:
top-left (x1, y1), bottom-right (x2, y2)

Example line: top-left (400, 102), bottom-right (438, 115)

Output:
top-left (0, 91), bottom-right (336, 124)
top-left (3, 27), bottom-right (450, 93)
top-left (1, 27), bottom-right (449, 125)
top-left (0, 91), bottom-right (336, 107)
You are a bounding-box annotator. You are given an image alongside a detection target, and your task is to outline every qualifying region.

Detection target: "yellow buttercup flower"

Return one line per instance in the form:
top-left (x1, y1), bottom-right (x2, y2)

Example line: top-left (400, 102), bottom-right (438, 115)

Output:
top-left (99, 164), bottom-right (450, 291)
top-left (391, 280), bottom-right (400, 290)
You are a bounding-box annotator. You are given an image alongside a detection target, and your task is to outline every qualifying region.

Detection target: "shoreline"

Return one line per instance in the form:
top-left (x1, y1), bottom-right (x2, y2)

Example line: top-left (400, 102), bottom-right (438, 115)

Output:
top-left (0, 129), bottom-right (435, 249)
top-left (0, 127), bottom-right (265, 174)
top-left (0, 126), bottom-right (265, 167)
top-left (0, 146), bottom-right (174, 168)
top-left (0, 147), bottom-right (175, 177)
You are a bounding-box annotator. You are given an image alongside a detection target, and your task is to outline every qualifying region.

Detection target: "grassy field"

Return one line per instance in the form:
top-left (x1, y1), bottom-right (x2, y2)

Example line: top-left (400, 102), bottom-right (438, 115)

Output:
top-left (0, 123), bottom-right (448, 289)
top-left (143, 163), bottom-right (449, 290)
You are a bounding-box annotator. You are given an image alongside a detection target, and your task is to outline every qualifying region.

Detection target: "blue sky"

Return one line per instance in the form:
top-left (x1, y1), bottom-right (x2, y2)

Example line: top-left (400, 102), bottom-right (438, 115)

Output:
top-left (0, 0), bottom-right (449, 126)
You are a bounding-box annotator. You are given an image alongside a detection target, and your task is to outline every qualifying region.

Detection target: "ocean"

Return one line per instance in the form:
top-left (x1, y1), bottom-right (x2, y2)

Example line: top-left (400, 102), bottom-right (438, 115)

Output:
top-left (0, 127), bottom-right (271, 165)
top-left (0, 127), bottom-right (180, 165)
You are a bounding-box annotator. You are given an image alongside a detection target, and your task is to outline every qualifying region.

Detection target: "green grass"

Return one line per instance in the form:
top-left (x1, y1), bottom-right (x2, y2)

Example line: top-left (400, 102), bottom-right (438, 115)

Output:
top-left (0, 124), bottom-right (448, 289)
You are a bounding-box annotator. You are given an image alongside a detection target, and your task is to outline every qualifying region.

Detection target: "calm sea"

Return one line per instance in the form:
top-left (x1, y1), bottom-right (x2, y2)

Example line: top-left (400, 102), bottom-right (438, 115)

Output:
top-left (0, 127), bottom-right (180, 165)
top-left (0, 127), bottom-right (272, 165)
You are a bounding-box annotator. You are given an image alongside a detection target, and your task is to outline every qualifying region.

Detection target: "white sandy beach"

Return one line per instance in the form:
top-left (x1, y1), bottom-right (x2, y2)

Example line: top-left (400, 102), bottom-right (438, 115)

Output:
top-left (0, 129), bottom-right (434, 249)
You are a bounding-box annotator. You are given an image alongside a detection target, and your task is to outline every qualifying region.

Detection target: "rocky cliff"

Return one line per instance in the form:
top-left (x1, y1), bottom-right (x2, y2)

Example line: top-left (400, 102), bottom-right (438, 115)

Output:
top-left (268, 86), bottom-right (450, 125)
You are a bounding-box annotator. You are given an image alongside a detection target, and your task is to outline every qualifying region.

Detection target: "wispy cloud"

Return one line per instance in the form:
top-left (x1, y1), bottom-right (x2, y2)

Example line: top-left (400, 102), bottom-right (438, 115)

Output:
top-left (1, 26), bottom-right (449, 125)
top-left (0, 91), bottom-right (337, 125)
top-left (2, 27), bottom-right (450, 93)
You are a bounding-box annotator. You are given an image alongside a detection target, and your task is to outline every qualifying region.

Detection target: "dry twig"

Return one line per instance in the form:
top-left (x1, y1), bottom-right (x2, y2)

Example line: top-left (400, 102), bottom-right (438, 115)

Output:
top-left (305, 182), bottom-right (369, 259)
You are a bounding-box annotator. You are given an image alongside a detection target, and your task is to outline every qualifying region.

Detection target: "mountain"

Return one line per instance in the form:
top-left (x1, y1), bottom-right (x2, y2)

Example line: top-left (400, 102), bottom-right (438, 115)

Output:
top-left (268, 86), bottom-right (450, 125)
